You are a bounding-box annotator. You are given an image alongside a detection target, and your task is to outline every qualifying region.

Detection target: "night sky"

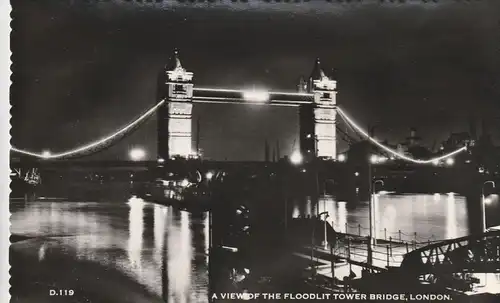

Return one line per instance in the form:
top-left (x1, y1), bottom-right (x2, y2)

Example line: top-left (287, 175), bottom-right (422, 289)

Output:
top-left (10, 0), bottom-right (500, 161)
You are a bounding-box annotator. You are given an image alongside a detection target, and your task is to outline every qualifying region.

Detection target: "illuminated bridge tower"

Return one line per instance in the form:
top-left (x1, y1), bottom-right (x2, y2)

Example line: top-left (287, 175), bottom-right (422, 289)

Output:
top-left (299, 58), bottom-right (337, 162)
top-left (157, 50), bottom-right (194, 160)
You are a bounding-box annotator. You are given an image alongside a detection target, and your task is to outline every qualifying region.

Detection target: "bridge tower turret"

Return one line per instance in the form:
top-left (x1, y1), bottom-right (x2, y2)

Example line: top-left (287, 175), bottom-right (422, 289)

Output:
top-left (157, 50), bottom-right (194, 160)
top-left (299, 58), bottom-right (337, 162)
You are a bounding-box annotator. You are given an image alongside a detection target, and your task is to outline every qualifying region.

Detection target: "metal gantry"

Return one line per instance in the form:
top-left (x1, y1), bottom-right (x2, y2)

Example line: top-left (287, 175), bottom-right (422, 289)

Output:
top-left (401, 230), bottom-right (500, 274)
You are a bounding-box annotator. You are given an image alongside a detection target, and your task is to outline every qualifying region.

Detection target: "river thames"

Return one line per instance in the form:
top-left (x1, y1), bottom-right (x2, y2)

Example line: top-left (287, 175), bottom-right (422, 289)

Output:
top-left (10, 181), bottom-right (475, 303)
top-left (292, 192), bottom-right (469, 242)
top-left (10, 193), bottom-right (209, 303)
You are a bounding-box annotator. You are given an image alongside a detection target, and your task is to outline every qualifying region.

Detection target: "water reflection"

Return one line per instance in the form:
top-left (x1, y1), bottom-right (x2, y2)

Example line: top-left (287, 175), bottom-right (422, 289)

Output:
top-left (10, 196), bottom-right (209, 303)
top-left (446, 193), bottom-right (458, 239)
top-left (154, 204), bottom-right (166, 266)
top-left (128, 197), bottom-right (144, 270)
top-left (292, 193), bottom-right (469, 241)
top-left (338, 202), bottom-right (347, 233)
top-left (204, 214), bottom-right (210, 260)
top-left (167, 211), bottom-right (193, 303)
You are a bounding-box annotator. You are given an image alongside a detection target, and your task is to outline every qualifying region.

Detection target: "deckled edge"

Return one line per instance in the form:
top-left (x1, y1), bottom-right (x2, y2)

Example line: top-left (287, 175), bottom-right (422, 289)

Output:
top-left (2, 1), bottom-right (11, 302)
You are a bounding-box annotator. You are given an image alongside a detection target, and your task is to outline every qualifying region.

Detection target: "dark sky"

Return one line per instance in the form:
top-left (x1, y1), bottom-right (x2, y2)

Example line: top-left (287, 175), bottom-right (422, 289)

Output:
top-left (11, 0), bottom-right (500, 161)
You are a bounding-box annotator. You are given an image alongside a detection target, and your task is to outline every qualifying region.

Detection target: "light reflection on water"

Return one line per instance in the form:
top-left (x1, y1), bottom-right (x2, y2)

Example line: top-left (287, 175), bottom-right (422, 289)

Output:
top-left (10, 197), bottom-right (209, 303)
top-left (291, 193), bottom-right (469, 241)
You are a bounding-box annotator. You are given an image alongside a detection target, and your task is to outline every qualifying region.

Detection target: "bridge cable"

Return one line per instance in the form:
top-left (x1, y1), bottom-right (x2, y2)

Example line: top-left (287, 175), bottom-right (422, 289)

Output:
top-left (336, 126), bottom-right (358, 145)
top-left (11, 100), bottom-right (166, 160)
top-left (335, 107), bottom-right (467, 164)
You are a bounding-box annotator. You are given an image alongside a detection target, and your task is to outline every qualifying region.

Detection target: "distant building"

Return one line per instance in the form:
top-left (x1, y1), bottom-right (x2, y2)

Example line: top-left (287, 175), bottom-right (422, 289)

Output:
top-left (402, 128), bottom-right (432, 159)
top-left (440, 132), bottom-right (471, 152)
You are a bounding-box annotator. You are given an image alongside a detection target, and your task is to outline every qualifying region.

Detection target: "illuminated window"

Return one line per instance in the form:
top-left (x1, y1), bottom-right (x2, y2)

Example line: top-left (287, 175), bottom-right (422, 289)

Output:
top-left (174, 85), bottom-right (185, 92)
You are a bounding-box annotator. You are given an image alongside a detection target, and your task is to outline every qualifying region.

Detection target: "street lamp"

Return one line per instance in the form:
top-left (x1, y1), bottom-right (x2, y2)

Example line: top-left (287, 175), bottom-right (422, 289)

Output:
top-left (482, 181), bottom-right (496, 232)
top-left (319, 211), bottom-right (329, 249)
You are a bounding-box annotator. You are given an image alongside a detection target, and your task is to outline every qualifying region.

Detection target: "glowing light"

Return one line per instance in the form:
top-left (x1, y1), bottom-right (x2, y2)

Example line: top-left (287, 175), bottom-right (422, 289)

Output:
top-left (378, 191), bottom-right (394, 195)
top-left (337, 154), bottom-right (346, 162)
top-left (290, 152), bottom-right (303, 165)
top-left (484, 195), bottom-right (498, 205)
top-left (189, 151), bottom-right (199, 159)
top-left (11, 100), bottom-right (165, 159)
top-left (432, 159), bottom-right (440, 166)
top-left (370, 155), bottom-right (378, 164)
top-left (306, 134), bottom-right (312, 139)
top-left (206, 171), bottom-right (214, 180)
top-left (336, 107), bottom-right (467, 164)
top-left (42, 150), bottom-right (51, 159)
top-left (301, 169), bottom-right (307, 173)
top-left (445, 158), bottom-right (454, 166)
top-left (180, 179), bottom-right (189, 187)
top-left (221, 246), bottom-right (238, 252)
top-left (129, 148), bottom-right (146, 161)
top-left (243, 90), bottom-right (269, 102)
top-left (354, 172), bottom-right (359, 177)
top-left (157, 158), bottom-right (165, 164)
top-left (194, 87), bottom-right (243, 93)
top-left (194, 87), bottom-right (313, 97)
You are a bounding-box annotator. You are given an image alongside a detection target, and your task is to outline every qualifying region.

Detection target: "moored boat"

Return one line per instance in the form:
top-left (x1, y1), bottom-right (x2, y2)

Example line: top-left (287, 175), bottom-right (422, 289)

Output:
top-left (134, 169), bottom-right (212, 211)
top-left (10, 168), bottom-right (41, 199)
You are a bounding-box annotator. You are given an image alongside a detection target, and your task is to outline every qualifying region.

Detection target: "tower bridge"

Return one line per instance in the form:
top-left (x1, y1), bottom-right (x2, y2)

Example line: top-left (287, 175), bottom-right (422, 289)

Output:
top-left (156, 50), bottom-right (337, 163)
top-left (10, 49), bottom-right (469, 167)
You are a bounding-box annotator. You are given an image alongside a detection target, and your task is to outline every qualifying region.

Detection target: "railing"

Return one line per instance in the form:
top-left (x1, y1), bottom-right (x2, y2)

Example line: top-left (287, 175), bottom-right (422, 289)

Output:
top-left (303, 222), bottom-right (452, 270)
top-left (332, 221), bottom-right (443, 246)
top-left (332, 238), bottom-right (407, 268)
